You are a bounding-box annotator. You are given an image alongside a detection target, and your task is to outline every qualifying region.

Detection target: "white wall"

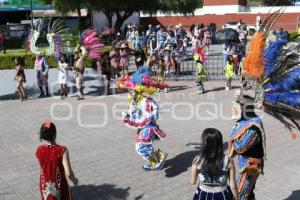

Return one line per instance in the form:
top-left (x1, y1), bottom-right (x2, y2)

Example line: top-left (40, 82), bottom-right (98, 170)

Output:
top-left (140, 5), bottom-right (300, 17)
top-left (92, 11), bottom-right (139, 32)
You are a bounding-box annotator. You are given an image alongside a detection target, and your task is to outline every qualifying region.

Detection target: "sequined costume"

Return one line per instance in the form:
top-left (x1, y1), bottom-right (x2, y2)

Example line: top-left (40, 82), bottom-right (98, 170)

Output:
top-left (229, 9), bottom-right (300, 200)
top-left (228, 116), bottom-right (266, 200)
top-left (118, 66), bottom-right (169, 170)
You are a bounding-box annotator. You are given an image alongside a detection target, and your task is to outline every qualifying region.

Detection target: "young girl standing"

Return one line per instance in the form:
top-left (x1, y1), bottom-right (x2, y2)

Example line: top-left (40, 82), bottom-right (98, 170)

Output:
top-left (119, 44), bottom-right (129, 77)
top-left (109, 47), bottom-right (120, 78)
top-left (156, 58), bottom-right (168, 93)
top-left (36, 120), bottom-right (78, 200)
top-left (14, 57), bottom-right (27, 101)
top-left (225, 55), bottom-right (234, 90)
top-left (57, 54), bottom-right (70, 99)
top-left (195, 57), bottom-right (206, 94)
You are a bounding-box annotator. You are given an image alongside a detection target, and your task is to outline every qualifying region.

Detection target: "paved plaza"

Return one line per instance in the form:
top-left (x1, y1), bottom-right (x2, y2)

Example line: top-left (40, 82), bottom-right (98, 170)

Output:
top-left (0, 80), bottom-right (300, 200)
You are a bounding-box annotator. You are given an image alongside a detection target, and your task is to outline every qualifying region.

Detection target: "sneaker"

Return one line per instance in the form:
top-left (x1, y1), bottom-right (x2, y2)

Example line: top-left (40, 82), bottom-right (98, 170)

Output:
top-left (157, 152), bottom-right (168, 170)
top-left (164, 88), bottom-right (169, 93)
top-left (143, 164), bottom-right (155, 171)
top-left (225, 87), bottom-right (229, 91)
top-left (77, 96), bottom-right (84, 100)
top-left (196, 91), bottom-right (202, 94)
top-left (39, 93), bottom-right (44, 98)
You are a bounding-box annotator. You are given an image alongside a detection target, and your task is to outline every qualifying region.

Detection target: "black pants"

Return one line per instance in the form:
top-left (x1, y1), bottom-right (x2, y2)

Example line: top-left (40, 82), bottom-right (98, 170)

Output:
top-left (0, 43), bottom-right (6, 53)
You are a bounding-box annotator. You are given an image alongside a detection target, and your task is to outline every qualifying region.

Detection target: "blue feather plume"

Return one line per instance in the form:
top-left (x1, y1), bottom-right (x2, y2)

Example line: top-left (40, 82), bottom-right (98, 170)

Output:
top-left (264, 39), bottom-right (287, 77)
top-left (265, 92), bottom-right (300, 108)
top-left (266, 68), bottom-right (300, 91)
top-left (131, 66), bottom-right (152, 85)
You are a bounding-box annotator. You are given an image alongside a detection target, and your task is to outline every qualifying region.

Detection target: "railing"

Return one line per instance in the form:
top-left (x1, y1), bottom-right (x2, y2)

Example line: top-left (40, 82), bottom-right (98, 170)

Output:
top-left (158, 52), bottom-right (228, 81)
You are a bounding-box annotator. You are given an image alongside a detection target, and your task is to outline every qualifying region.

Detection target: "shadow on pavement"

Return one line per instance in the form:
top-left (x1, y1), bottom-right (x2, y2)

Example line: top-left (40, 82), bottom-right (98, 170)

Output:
top-left (163, 142), bottom-right (229, 178)
top-left (284, 190), bottom-right (300, 200)
top-left (163, 143), bottom-right (203, 178)
top-left (205, 86), bottom-right (240, 93)
top-left (0, 86), bottom-right (37, 100)
top-left (71, 184), bottom-right (131, 200)
top-left (169, 85), bottom-right (190, 92)
top-left (134, 194), bottom-right (144, 200)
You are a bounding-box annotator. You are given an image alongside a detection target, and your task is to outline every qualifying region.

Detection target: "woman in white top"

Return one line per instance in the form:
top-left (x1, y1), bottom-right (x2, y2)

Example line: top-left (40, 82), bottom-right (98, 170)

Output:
top-left (190, 128), bottom-right (238, 200)
top-left (57, 54), bottom-right (70, 99)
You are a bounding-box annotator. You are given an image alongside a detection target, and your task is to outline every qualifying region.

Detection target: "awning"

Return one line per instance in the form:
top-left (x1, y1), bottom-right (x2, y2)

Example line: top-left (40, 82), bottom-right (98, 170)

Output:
top-left (32, 9), bottom-right (88, 18)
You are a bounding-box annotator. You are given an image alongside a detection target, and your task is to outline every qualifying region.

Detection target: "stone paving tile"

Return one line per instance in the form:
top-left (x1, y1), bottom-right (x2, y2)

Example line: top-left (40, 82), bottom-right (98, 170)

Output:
top-left (0, 80), bottom-right (300, 200)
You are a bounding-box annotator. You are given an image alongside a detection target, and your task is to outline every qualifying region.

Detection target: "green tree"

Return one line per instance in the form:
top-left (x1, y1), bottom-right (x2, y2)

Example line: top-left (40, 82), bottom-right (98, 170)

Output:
top-left (263, 0), bottom-right (294, 6)
top-left (41, 0), bottom-right (86, 32)
top-left (88, 0), bottom-right (202, 31)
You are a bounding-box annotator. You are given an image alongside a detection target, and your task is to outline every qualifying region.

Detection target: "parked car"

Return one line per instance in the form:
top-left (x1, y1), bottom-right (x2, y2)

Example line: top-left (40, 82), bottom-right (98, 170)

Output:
top-left (222, 21), bottom-right (243, 30)
top-left (222, 22), bottom-right (256, 36)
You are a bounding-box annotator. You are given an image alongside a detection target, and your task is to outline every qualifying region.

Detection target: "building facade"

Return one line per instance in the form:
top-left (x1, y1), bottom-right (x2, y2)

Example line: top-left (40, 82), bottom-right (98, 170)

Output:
top-left (141, 0), bottom-right (300, 31)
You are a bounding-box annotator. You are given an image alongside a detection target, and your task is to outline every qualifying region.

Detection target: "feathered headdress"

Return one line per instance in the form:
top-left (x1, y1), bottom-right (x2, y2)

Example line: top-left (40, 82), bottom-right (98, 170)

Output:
top-left (76, 29), bottom-right (104, 60)
top-left (117, 67), bottom-right (169, 95)
top-left (239, 9), bottom-right (300, 138)
top-left (26, 17), bottom-right (69, 59)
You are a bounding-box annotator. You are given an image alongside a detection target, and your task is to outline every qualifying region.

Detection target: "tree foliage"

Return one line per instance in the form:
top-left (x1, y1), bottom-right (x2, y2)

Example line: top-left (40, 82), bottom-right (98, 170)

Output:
top-left (89, 0), bottom-right (201, 30)
top-left (263, 0), bottom-right (294, 6)
top-left (41, 0), bottom-right (86, 31)
top-left (41, 0), bottom-right (202, 31)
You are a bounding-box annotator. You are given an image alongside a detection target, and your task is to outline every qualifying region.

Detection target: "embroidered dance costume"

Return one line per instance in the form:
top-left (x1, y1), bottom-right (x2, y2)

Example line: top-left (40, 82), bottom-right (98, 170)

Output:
top-left (230, 9), bottom-right (300, 200)
top-left (118, 66), bottom-right (169, 170)
top-left (228, 117), bottom-right (266, 200)
top-left (36, 144), bottom-right (72, 200)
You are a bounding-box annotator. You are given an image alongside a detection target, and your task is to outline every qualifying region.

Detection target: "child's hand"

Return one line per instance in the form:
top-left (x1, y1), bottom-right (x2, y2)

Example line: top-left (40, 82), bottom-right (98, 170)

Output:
top-left (72, 177), bottom-right (79, 185)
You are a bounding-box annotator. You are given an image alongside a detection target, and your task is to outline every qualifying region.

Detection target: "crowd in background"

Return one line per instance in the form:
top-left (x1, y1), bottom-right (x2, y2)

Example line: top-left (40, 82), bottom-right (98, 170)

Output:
top-left (12, 21), bottom-right (295, 101)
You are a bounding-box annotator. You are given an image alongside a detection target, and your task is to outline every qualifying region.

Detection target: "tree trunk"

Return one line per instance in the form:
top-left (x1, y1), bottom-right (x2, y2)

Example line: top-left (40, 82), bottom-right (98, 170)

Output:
top-left (77, 4), bottom-right (82, 33)
top-left (104, 10), bottom-right (113, 29)
top-left (114, 11), bottom-right (134, 33)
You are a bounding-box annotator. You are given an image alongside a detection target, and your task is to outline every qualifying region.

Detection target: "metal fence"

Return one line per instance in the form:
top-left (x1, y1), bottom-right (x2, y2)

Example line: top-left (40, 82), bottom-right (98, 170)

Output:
top-left (162, 52), bottom-right (227, 81)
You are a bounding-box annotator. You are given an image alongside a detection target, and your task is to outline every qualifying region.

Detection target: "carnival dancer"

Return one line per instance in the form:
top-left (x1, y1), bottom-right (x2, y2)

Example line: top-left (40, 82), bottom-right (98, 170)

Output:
top-left (35, 52), bottom-right (50, 97)
top-left (118, 67), bottom-right (169, 170)
top-left (73, 51), bottom-right (85, 100)
top-left (119, 44), bottom-right (130, 77)
top-left (26, 18), bottom-right (70, 97)
top-left (228, 9), bottom-right (300, 199)
top-left (73, 28), bottom-right (104, 98)
top-left (228, 93), bottom-right (265, 200)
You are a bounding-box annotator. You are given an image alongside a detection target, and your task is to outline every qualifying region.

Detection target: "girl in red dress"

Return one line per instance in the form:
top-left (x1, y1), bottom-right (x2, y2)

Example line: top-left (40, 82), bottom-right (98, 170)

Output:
top-left (36, 121), bottom-right (78, 200)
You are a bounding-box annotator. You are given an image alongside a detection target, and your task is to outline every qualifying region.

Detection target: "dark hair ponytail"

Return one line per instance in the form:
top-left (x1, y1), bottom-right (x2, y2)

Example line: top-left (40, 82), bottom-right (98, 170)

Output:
top-left (39, 121), bottom-right (56, 142)
top-left (201, 128), bottom-right (224, 177)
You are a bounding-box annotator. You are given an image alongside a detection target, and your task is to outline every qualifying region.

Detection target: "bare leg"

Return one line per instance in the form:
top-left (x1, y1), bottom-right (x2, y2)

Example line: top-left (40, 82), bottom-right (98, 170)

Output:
top-left (20, 85), bottom-right (26, 100)
top-left (17, 84), bottom-right (23, 101)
